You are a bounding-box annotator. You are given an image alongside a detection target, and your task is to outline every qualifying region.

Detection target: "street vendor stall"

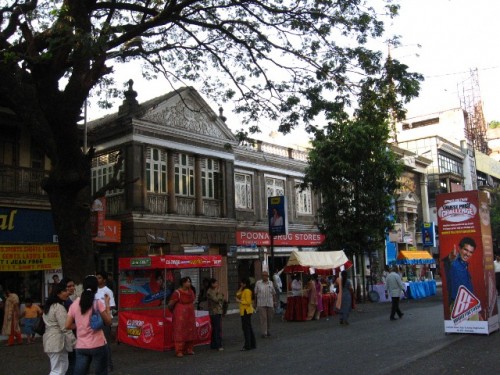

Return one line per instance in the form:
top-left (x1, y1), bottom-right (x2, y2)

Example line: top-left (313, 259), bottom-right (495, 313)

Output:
top-left (117, 255), bottom-right (222, 351)
top-left (283, 251), bottom-right (352, 321)
top-left (371, 251), bottom-right (436, 302)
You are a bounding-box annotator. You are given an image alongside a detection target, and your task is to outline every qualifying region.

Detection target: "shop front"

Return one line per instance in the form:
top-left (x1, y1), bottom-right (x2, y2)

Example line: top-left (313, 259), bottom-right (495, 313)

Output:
top-left (234, 230), bottom-right (325, 287)
top-left (0, 207), bottom-right (60, 303)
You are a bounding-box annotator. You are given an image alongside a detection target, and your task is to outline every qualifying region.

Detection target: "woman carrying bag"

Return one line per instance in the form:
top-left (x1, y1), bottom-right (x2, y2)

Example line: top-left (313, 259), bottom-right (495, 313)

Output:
top-left (43, 283), bottom-right (76, 375)
top-left (66, 275), bottom-right (112, 375)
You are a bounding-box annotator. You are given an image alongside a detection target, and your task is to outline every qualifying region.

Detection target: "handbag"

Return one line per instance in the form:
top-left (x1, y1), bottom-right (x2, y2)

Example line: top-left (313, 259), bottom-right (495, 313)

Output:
top-left (34, 316), bottom-right (46, 336)
top-left (90, 301), bottom-right (105, 331)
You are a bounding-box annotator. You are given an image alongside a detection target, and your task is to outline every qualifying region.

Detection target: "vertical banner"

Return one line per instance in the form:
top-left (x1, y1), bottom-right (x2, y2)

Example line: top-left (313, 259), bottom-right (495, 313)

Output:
top-left (268, 196), bottom-right (288, 236)
top-left (91, 197), bottom-right (106, 237)
top-left (422, 222), bottom-right (436, 247)
top-left (437, 190), bottom-right (499, 334)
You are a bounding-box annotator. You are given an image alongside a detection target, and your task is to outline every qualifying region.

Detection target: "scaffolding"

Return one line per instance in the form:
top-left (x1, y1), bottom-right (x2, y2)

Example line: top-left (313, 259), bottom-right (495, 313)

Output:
top-left (458, 68), bottom-right (490, 154)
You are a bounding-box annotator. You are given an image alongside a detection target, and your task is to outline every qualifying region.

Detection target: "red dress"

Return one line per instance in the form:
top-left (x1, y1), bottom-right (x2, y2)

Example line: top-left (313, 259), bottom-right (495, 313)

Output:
top-left (170, 288), bottom-right (196, 343)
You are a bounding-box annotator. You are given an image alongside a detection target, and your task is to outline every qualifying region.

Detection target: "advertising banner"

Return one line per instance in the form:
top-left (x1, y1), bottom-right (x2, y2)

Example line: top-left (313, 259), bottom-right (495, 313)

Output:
top-left (117, 309), bottom-right (211, 351)
top-left (268, 196), bottom-right (288, 236)
top-left (422, 222), bottom-right (436, 247)
top-left (437, 190), bottom-right (499, 334)
top-left (0, 244), bottom-right (61, 271)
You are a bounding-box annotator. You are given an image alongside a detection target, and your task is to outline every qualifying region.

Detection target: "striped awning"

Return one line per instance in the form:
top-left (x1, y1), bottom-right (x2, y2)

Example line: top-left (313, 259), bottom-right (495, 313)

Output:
top-left (396, 250), bottom-right (435, 265)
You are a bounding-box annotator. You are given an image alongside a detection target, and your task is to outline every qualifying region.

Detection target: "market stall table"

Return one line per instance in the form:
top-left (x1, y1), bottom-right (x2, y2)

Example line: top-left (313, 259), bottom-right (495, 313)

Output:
top-left (371, 283), bottom-right (408, 303)
top-left (406, 280), bottom-right (436, 299)
top-left (284, 295), bottom-right (309, 321)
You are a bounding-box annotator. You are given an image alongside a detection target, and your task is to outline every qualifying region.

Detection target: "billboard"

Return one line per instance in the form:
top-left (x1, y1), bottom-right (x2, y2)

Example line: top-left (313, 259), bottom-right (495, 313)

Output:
top-left (422, 222), bottom-right (436, 247)
top-left (437, 190), bottom-right (499, 334)
top-left (268, 196), bottom-right (288, 236)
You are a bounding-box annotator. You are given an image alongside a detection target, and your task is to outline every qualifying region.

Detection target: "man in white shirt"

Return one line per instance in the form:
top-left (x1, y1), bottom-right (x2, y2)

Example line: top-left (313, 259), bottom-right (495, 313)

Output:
top-left (254, 271), bottom-right (276, 338)
top-left (96, 271), bottom-right (116, 372)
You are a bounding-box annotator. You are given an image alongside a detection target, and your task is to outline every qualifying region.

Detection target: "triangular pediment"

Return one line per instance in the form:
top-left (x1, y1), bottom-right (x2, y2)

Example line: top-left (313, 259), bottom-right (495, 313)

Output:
top-left (139, 88), bottom-right (236, 141)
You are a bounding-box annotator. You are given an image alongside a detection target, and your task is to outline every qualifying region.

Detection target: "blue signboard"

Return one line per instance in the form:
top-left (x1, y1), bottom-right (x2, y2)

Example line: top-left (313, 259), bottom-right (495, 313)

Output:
top-left (422, 222), bottom-right (436, 247)
top-left (385, 235), bottom-right (397, 265)
top-left (0, 207), bottom-right (56, 243)
top-left (268, 196), bottom-right (288, 236)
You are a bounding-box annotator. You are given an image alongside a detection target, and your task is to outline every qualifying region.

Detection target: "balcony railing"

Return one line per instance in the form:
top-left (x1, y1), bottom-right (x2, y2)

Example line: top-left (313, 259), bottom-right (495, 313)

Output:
top-left (0, 165), bottom-right (48, 196)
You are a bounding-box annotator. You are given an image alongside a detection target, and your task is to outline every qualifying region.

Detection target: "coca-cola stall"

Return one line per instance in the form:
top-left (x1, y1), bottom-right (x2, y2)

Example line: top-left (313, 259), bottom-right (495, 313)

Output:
top-left (117, 255), bottom-right (222, 351)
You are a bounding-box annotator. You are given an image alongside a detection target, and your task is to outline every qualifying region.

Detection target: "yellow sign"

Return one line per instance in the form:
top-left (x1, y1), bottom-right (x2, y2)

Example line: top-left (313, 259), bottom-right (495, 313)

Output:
top-left (0, 244), bottom-right (61, 272)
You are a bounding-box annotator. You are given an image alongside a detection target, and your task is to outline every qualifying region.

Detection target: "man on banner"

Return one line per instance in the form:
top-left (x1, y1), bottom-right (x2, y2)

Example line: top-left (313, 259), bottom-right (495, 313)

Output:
top-left (445, 237), bottom-right (480, 321)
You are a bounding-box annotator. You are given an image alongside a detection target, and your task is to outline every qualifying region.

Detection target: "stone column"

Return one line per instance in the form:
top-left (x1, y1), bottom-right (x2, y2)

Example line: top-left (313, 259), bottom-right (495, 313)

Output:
top-left (167, 150), bottom-right (176, 214)
top-left (195, 155), bottom-right (203, 215)
top-left (125, 143), bottom-right (146, 211)
top-left (420, 174), bottom-right (430, 222)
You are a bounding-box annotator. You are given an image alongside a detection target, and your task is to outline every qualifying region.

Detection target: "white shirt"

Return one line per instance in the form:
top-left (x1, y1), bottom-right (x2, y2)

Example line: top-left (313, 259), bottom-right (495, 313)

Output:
top-left (272, 270), bottom-right (283, 293)
top-left (254, 279), bottom-right (276, 307)
top-left (494, 260), bottom-right (500, 273)
top-left (95, 285), bottom-right (116, 309)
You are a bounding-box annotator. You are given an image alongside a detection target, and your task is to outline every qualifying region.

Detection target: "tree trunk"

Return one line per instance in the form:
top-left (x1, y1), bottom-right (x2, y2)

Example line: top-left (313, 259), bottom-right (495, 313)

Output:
top-left (46, 172), bottom-right (95, 284)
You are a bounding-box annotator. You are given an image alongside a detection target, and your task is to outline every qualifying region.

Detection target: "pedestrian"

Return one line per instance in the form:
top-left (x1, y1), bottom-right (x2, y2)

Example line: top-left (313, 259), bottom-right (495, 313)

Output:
top-left (385, 266), bottom-right (406, 321)
top-left (167, 277), bottom-right (196, 358)
top-left (60, 277), bottom-right (77, 375)
top-left (2, 284), bottom-right (23, 346)
top-left (43, 283), bottom-right (76, 375)
top-left (21, 297), bottom-right (42, 344)
top-left (272, 267), bottom-right (284, 313)
top-left (494, 255), bottom-right (500, 296)
top-left (335, 270), bottom-right (354, 325)
top-left (306, 274), bottom-right (320, 320)
top-left (254, 270), bottom-right (276, 337)
top-left (236, 278), bottom-right (256, 351)
top-left (65, 275), bottom-right (112, 375)
top-left (291, 274), bottom-right (303, 296)
top-left (206, 278), bottom-right (225, 351)
top-left (95, 271), bottom-right (116, 372)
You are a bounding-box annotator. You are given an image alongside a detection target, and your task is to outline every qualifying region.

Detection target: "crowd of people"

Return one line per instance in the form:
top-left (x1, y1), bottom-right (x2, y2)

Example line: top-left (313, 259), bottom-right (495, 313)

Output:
top-left (0, 265), bottom-right (414, 373)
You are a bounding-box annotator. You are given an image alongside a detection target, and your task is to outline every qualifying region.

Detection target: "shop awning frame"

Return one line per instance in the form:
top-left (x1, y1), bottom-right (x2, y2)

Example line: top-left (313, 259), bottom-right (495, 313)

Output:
top-left (284, 250), bottom-right (352, 275)
top-left (396, 250), bottom-right (435, 265)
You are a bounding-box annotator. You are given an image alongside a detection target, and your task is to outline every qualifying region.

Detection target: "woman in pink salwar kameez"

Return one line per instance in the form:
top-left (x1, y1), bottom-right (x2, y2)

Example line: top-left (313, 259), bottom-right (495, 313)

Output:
top-left (168, 277), bottom-right (196, 357)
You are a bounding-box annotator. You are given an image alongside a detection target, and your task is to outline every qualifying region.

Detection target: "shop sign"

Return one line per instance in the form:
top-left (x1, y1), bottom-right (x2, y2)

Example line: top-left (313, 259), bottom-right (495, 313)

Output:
top-left (93, 220), bottom-right (121, 243)
top-left (236, 231), bottom-right (325, 246)
top-left (0, 208), bottom-right (55, 242)
top-left (0, 244), bottom-right (61, 271)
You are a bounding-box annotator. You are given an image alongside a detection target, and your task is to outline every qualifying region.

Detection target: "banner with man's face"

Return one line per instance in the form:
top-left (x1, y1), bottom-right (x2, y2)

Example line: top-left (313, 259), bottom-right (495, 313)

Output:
top-left (437, 190), bottom-right (498, 334)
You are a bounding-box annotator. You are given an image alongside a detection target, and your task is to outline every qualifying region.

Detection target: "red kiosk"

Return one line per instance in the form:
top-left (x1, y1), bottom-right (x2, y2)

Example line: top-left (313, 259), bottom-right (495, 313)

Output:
top-left (117, 255), bottom-right (222, 351)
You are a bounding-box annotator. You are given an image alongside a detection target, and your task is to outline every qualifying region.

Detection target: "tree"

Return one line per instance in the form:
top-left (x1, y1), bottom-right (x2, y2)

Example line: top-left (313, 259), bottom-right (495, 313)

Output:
top-left (302, 54), bottom-right (421, 292)
top-left (0, 0), bottom-right (419, 282)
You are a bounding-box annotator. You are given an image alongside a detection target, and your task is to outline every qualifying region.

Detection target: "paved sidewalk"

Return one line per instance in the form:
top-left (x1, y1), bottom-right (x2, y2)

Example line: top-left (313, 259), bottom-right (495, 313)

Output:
top-left (2, 289), bottom-right (453, 375)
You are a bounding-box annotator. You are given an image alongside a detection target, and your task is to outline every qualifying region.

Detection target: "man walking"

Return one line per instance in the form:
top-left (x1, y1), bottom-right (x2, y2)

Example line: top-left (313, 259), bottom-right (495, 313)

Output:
top-left (96, 271), bottom-right (116, 372)
top-left (385, 266), bottom-right (406, 321)
top-left (254, 271), bottom-right (276, 337)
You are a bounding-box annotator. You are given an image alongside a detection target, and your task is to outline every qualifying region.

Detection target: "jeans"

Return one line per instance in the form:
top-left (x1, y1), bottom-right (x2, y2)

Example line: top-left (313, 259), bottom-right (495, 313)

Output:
top-left (210, 314), bottom-right (223, 349)
top-left (102, 325), bottom-right (113, 369)
top-left (74, 345), bottom-right (108, 375)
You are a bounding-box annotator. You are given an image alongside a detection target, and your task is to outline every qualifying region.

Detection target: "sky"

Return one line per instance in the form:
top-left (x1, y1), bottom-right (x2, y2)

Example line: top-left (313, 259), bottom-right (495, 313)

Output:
top-left (87, 0), bottom-right (500, 146)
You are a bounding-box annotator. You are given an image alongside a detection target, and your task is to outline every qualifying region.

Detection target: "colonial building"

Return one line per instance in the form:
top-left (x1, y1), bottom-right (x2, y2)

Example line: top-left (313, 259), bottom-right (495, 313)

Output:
top-left (88, 83), bottom-right (322, 299)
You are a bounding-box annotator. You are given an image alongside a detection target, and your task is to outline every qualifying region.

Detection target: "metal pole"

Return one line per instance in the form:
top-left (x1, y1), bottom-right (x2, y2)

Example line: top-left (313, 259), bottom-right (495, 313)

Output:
top-left (270, 232), bottom-right (275, 274)
top-left (83, 98), bottom-right (88, 153)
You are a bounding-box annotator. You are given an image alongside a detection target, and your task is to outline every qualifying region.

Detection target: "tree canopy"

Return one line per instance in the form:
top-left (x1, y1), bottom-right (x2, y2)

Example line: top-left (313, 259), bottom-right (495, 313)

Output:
top-left (0, 0), bottom-right (422, 281)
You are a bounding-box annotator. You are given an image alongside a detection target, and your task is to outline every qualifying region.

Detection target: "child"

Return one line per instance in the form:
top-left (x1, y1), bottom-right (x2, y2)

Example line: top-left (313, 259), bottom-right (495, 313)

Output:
top-left (21, 298), bottom-right (42, 344)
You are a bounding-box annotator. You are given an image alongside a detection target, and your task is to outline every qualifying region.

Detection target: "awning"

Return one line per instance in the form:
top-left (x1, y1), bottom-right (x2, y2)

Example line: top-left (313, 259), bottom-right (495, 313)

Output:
top-left (396, 250), bottom-right (435, 265)
top-left (284, 250), bottom-right (352, 275)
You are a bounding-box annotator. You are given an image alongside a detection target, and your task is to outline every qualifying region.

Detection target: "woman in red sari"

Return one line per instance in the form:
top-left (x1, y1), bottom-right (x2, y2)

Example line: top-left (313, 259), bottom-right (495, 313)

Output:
top-left (167, 277), bottom-right (196, 358)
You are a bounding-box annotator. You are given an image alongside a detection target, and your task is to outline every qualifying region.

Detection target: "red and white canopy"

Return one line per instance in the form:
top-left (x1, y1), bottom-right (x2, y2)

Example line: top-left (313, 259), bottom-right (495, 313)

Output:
top-left (284, 250), bottom-right (352, 275)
